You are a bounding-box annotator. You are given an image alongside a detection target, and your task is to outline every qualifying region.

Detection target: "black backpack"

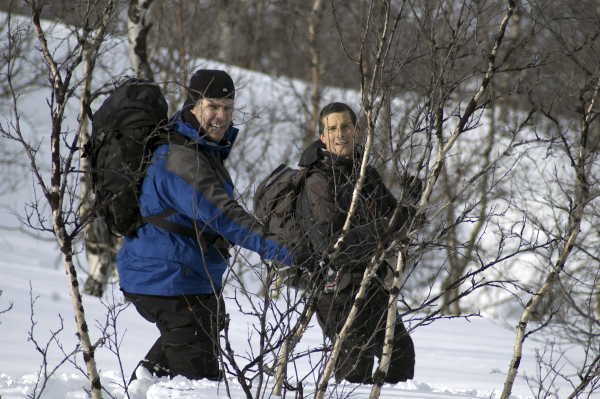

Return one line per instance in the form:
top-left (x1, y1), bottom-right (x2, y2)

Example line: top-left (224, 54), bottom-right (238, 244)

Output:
top-left (253, 164), bottom-right (312, 288)
top-left (84, 78), bottom-right (217, 243)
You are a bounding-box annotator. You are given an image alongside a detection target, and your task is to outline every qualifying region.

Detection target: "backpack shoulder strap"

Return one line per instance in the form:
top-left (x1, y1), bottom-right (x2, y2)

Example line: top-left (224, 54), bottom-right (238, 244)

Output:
top-left (141, 208), bottom-right (223, 253)
top-left (141, 208), bottom-right (196, 238)
top-left (150, 129), bottom-right (191, 148)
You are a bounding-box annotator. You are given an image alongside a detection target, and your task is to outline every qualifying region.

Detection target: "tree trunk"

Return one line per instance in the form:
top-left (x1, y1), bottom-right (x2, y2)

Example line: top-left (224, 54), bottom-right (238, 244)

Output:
top-left (82, 221), bottom-right (121, 297)
top-left (128, 0), bottom-right (155, 82)
top-left (247, 0), bottom-right (265, 71)
top-left (501, 72), bottom-right (599, 399)
top-left (441, 81), bottom-right (496, 315)
top-left (80, 18), bottom-right (121, 298)
top-left (272, 287), bottom-right (323, 396)
top-left (60, 233), bottom-right (103, 398)
top-left (302, 0), bottom-right (323, 151)
top-left (27, 1), bottom-right (117, 394)
top-left (217, 0), bottom-right (232, 63)
top-left (370, 249), bottom-right (406, 398)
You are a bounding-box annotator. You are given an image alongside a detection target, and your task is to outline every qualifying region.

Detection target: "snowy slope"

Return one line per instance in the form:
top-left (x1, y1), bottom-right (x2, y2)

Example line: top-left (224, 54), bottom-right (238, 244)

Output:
top-left (0, 231), bottom-right (586, 399)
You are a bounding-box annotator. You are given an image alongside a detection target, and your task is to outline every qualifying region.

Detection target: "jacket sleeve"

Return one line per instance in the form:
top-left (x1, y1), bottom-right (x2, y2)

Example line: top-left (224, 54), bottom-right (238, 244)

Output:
top-left (301, 172), bottom-right (395, 265)
top-left (159, 146), bottom-right (294, 266)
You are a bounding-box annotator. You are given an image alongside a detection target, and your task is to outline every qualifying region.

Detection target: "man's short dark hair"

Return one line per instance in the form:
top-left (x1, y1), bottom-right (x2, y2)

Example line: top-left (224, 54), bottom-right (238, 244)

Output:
top-left (319, 102), bottom-right (357, 136)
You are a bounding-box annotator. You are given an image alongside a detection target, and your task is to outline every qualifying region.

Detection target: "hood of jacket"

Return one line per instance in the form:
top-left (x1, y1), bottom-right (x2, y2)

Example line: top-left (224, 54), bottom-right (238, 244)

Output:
top-left (170, 111), bottom-right (239, 161)
top-left (298, 139), bottom-right (325, 167)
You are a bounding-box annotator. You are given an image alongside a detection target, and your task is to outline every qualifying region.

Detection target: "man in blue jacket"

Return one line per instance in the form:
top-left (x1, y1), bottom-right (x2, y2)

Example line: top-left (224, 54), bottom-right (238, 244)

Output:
top-left (118, 70), bottom-right (314, 381)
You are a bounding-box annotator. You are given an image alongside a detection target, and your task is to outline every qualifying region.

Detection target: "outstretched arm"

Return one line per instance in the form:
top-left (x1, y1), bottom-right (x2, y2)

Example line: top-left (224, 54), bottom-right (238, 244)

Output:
top-left (158, 145), bottom-right (294, 265)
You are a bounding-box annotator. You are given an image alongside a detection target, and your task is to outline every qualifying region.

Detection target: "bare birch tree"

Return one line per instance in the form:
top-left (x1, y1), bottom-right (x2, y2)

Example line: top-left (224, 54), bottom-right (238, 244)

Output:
top-left (497, 1), bottom-right (600, 397)
top-left (0, 1), bottom-right (117, 397)
top-left (128, 0), bottom-right (155, 82)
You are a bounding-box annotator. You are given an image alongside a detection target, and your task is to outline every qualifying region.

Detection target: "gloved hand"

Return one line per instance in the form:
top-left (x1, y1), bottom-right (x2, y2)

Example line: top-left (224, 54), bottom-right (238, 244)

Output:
top-left (387, 176), bottom-right (425, 239)
top-left (404, 175), bottom-right (423, 205)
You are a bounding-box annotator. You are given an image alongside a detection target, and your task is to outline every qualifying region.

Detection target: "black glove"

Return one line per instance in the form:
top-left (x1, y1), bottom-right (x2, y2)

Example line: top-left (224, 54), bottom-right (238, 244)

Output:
top-left (404, 175), bottom-right (423, 205)
top-left (388, 176), bottom-right (424, 237)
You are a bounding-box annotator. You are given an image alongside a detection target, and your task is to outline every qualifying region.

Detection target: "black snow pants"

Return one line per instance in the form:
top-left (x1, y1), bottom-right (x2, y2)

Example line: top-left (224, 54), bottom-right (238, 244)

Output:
top-left (123, 290), bottom-right (226, 381)
top-left (315, 280), bottom-right (415, 384)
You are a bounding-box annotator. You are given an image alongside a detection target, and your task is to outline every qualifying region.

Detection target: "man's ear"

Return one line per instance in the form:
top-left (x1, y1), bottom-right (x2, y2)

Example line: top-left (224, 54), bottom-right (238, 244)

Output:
top-left (354, 125), bottom-right (362, 138)
top-left (319, 133), bottom-right (327, 145)
top-left (190, 100), bottom-right (202, 120)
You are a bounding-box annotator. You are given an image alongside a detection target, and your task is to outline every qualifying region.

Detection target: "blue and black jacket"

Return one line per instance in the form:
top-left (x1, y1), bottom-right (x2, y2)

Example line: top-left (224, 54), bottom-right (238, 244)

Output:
top-left (117, 114), bottom-right (293, 296)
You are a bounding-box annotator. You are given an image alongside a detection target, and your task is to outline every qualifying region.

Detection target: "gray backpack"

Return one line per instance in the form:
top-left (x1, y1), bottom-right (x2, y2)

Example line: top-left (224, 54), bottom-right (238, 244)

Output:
top-left (253, 164), bottom-right (312, 288)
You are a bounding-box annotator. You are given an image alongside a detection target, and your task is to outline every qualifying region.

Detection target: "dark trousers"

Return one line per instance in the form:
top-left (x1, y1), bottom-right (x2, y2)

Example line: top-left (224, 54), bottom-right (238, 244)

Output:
top-left (315, 281), bottom-right (415, 384)
top-left (123, 290), bottom-right (226, 381)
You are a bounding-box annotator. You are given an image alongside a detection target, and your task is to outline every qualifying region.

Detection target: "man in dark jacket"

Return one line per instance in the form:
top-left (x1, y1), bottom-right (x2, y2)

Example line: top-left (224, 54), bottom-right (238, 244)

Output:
top-left (297, 102), bottom-right (416, 385)
top-left (118, 70), bottom-right (315, 381)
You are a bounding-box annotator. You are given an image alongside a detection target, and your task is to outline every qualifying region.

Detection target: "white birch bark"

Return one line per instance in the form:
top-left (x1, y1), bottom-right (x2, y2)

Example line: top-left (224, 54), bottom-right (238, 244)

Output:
top-left (272, 287), bottom-right (324, 396)
top-left (27, 1), bottom-right (116, 396)
top-left (59, 234), bottom-right (104, 398)
top-left (369, 250), bottom-right (406, 398)
top-left (82, 221), bottom-right (121, 297)
top-left (128, 0), bottom-right (155, 81)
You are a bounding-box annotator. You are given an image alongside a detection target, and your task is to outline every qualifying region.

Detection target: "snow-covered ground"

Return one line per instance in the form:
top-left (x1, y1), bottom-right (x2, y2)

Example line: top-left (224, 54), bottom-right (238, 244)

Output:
top-left (0, 11), bottom-right (593, 399)
top-left (0, 231), bottom-right (587, 399)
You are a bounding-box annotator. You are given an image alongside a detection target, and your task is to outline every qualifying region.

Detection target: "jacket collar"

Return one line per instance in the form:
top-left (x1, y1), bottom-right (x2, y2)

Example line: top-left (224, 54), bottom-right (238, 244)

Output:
top-left (170, 111), bottom-right (239, 160)
top-left (298, 139), bottom-right (325, 167)
top-left (298, 139), bottom-right (362, 173)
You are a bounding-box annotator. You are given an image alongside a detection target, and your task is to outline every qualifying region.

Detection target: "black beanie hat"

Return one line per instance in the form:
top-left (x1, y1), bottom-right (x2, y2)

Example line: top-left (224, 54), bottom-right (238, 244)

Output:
top-left (183, 69), bottom-right (235, 111)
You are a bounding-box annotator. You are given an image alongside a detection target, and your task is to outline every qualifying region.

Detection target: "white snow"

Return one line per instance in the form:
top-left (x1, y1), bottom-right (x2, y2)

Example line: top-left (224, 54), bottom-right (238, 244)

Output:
top-left (0, 231), bottom-right (587, 399)
top-left (0, 11), bottom-right (592, 399)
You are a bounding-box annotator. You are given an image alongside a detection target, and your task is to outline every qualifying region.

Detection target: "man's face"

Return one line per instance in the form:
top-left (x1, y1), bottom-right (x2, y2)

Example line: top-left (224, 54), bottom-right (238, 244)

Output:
top-left (319, 111), bottom-right (360, 157)
top-left (190, 98), bottom-right (234, 142)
